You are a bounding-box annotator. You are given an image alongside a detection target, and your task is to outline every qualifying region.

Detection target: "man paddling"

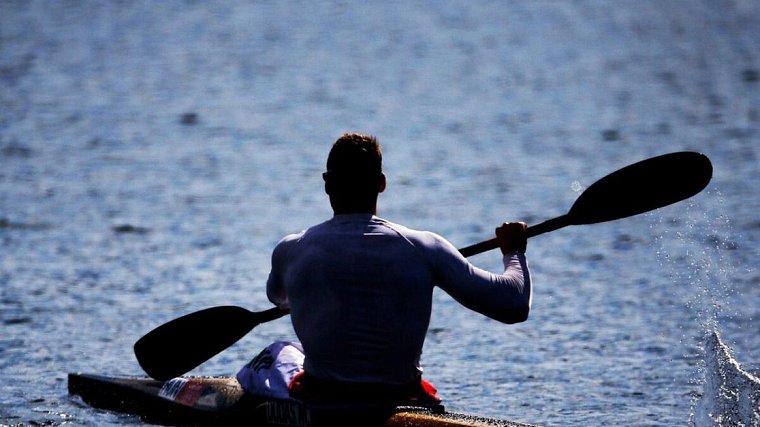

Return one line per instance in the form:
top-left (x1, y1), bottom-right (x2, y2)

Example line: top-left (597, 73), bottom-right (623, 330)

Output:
top-left (237, 132), bottom-right (532, 404)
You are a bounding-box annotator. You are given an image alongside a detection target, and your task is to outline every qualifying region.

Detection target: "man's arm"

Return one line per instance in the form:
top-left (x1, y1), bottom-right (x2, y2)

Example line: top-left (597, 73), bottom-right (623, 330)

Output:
top-left (427, 223), bottom-right (531, 324)
top-left (266, 234), bottom-right (301, 309)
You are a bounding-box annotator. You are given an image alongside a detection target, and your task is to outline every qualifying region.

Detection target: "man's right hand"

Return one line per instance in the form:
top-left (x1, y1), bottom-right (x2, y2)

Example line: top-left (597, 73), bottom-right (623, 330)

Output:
top-left (496, 222), bottom-right (528, 255)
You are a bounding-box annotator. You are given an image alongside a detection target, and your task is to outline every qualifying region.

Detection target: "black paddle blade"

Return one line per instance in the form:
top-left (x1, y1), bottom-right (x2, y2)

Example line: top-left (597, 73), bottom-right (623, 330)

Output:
top-left (134, 306), bottom-right (287, 380)
top-left (567, 151), bottom-right (713, 225)
top-left (458, 151), bottom-right (712, 256)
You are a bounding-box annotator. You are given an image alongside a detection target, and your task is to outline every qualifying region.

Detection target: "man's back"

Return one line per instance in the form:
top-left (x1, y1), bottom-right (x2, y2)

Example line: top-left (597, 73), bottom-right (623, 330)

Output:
top-left (268, 214), bottom-right (435, 385)
top-left (267, 213), bottom-right (532, 386)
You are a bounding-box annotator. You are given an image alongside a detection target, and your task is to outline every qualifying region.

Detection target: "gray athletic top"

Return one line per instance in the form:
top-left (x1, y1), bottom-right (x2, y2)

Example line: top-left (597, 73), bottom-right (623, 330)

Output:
top-left (266, 214), bottom-right (531, 385)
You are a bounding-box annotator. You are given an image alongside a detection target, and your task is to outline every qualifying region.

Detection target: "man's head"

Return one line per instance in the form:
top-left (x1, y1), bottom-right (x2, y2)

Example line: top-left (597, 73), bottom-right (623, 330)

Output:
top-left (323, 132), bottom-right (386, 214)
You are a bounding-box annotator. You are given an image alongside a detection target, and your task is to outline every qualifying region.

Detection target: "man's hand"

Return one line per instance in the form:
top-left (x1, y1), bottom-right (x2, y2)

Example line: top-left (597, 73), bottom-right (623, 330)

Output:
top-left (496, 222), bottom-right (528, 255)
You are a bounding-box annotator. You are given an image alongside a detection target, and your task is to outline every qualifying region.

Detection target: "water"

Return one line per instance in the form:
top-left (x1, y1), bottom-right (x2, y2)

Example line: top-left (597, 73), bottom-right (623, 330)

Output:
top-left (693, 329), bottom-right (760, 426)
top-left (1, 1), bottom-right (758, 426)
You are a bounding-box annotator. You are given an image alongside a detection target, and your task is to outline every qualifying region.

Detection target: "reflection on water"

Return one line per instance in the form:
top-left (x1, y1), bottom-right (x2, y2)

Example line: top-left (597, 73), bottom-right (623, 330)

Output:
top-left (1, 1), bottom-right (758, 426)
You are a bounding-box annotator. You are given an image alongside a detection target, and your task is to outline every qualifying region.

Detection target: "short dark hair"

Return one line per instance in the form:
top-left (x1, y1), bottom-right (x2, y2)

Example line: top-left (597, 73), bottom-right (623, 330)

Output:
top-left (325, 133), bottom-right (382, 178)
top-left (323, 133), bottom-right (384, 211)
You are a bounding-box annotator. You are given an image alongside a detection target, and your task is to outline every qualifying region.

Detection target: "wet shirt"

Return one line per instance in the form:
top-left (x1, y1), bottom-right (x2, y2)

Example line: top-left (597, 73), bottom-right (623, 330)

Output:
top-left (266, 214), bottom-right (531, 385)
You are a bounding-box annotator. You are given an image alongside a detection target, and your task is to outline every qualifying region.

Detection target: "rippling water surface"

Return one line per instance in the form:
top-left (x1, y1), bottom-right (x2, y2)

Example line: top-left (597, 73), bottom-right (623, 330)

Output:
top-left (1, 2), bottom-right (758, 426)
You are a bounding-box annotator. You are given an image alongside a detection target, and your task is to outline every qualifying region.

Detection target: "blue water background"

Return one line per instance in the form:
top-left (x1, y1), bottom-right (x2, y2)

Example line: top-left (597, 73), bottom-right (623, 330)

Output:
top-left (1, 1), bottom-right (758, 426)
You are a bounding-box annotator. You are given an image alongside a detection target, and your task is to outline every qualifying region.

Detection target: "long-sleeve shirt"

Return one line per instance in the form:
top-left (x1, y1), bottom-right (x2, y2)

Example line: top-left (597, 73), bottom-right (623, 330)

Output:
top-left (266, 213), bottom-right (531, 385)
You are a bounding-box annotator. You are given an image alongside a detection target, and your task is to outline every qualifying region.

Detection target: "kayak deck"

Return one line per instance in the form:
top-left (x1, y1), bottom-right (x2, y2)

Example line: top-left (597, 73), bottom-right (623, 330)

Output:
top-left (68, 373), bottom-right (539, 427)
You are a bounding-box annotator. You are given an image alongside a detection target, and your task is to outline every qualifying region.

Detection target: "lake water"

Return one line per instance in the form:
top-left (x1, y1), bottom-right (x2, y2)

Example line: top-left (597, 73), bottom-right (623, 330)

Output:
top-left (1, 1), bottom-right (758, 426)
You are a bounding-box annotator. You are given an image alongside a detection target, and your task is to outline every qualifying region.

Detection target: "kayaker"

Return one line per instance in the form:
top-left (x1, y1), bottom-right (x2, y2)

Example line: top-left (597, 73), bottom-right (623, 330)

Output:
top-left (237, 132), bottom-right (531, 405)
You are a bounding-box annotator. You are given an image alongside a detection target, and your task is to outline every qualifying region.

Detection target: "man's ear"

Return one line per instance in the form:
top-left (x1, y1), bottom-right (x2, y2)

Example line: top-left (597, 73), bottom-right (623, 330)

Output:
top-left (323, 172), bottom-right (332, 195)
top-left (378, 173), bottom-right (386, 193)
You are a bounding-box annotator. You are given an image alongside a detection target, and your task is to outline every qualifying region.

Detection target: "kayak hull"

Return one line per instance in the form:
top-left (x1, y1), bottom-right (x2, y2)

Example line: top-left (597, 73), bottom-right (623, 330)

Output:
top-left (67, 373), bottom-right (538, 427)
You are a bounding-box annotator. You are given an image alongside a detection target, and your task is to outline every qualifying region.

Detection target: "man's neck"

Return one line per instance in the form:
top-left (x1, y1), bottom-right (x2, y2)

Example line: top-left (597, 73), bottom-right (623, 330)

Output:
top-left (329, 195), bottom-right (377, 216)
top-left (332, 206), bottom-right (376, 216)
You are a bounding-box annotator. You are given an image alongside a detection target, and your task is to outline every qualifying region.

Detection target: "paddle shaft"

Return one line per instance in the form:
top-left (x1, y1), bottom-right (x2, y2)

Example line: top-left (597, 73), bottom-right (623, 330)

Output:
top-left (458, 215), bottom-right (568, 257)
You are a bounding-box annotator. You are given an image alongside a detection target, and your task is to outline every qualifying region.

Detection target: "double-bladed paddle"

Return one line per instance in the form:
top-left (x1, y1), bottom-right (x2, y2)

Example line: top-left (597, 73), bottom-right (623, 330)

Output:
top-left (134, 151), bottom-right (713, 380)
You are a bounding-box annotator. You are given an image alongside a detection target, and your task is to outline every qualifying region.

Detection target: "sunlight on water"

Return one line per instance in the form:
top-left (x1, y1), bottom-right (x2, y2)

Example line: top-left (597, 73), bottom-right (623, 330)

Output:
top-left (2, 2), bottom-right (758, 425)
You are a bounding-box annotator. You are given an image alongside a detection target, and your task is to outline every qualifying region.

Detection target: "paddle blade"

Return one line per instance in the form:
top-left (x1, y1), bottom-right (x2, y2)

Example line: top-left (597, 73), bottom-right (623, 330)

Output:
top-left (134, 306), bottom-right (286, 380)
top-left (457, 151), bottom-right (712, 256)
top-left (567, 151), bottom-right (712, 225)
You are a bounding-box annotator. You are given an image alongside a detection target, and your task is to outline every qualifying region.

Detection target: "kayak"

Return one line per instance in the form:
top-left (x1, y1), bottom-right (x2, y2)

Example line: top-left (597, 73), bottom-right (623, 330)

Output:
top-left (68, 373), bottom-right (540, 427)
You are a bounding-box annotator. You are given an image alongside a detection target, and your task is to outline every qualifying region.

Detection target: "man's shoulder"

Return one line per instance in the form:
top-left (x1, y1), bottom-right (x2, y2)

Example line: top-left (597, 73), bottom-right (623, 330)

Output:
top-left (374, 217), bottom-right (449, 246)
top-left (274, 229), bottom-right (308, 248)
